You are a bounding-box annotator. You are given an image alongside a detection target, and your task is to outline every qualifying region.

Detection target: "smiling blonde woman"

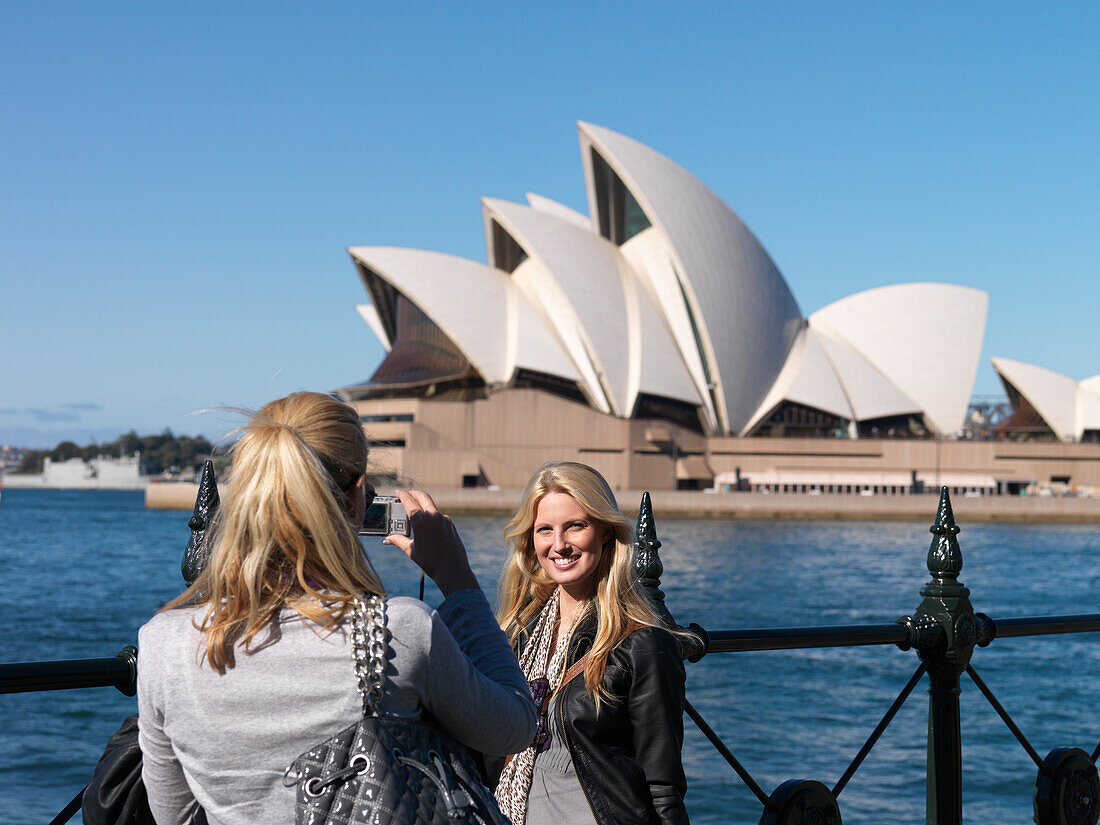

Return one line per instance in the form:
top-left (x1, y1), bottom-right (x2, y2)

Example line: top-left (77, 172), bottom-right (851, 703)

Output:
top-left (492, 461), bottom-right (690, 825)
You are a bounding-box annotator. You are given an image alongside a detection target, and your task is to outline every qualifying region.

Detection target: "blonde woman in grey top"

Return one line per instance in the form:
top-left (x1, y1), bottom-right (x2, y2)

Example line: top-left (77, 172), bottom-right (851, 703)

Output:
top-left (136, 392), bottom-right (536, 825)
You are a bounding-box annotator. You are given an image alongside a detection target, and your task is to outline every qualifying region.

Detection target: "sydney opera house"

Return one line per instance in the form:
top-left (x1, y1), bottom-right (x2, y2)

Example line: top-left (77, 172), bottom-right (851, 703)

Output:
top-left (338, 123), bottom-right (1099, 494)
top-left (991, 359), bottom-right (1100, 444)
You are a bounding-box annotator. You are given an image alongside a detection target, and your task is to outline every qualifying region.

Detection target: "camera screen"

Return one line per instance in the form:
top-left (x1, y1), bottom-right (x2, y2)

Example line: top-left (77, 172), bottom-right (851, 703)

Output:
top-left (361, 501), bottom-right (389, 534)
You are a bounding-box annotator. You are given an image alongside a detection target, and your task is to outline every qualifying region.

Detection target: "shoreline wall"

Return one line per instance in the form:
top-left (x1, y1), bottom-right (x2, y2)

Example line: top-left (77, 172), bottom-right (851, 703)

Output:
top-left (146, 483), bottom-right (1100, 524)
top-left (3, 474), bottom-right (149, 491)
top-left (2, 455), bottom-right (148, 491)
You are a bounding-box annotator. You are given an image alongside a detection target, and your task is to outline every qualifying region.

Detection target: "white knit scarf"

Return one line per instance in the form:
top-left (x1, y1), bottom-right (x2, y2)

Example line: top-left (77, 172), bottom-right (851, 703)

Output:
top-left (495, 589), bottom-right (571, 825)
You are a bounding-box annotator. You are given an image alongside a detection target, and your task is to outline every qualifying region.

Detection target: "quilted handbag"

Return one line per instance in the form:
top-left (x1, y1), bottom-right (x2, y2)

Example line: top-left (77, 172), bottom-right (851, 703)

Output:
top-left (285, 594), bottom-right (510, 825)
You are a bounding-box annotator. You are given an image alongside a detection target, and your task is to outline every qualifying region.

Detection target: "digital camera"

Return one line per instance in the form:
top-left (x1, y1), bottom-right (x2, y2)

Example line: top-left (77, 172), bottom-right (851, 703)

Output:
top-left (358, 494), bottom-right (410, 537)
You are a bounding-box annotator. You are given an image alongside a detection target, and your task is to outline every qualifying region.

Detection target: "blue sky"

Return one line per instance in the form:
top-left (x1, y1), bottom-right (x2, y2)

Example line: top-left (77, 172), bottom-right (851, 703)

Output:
top-left (1, 2), bottom-right (1096, 448)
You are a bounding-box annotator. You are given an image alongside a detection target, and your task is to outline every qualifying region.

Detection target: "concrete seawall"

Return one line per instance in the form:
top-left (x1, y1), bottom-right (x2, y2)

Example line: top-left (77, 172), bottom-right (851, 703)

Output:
top-left (146, 483), bottom-right (1100, 524)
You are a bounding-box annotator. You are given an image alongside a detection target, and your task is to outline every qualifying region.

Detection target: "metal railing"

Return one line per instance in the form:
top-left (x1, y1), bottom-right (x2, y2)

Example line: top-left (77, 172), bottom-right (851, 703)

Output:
top-left (0, 647), bottom-right (137, 696)
top-left (634, 487), bottom-right (1100, 825)
top-left (3, 485), bottom-right (1100, 824)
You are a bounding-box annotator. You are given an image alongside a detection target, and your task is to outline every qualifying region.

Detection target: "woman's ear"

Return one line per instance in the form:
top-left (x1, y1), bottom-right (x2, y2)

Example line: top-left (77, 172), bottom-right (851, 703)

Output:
top-left (347, 475), bottom-right (367, 525)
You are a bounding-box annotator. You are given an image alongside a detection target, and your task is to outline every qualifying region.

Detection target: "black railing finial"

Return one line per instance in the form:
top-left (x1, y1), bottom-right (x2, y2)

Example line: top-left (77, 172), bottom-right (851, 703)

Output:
top-left (633, 492), bottom-right (708, 662)
top-left (182, 459), bottom-right (220, 586)
top-left (926, 486), bottom-right (963, 586)
top-left (915, 486), bottom-right (976, 825)
top-left (634, 491), bottom-right (671, 626)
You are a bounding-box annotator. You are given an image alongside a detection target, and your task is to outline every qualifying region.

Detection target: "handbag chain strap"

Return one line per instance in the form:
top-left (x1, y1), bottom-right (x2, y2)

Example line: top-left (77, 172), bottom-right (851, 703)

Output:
top-left (351, 593), bottom-right (387, 714)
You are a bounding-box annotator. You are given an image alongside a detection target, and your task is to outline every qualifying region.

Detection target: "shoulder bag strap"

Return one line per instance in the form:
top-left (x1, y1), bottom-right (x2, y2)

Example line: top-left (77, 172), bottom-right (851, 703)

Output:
top-left (552, 652), bottom-right (590, 698)
top-left (502, 651), bottom-right (591, 772)
top-left (352, 593), bottom-right (388, 715)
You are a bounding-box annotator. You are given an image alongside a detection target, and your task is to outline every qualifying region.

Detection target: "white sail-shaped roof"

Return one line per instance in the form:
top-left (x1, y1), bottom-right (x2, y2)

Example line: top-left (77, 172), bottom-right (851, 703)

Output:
top-left (348, 246), bottom-right (578, 385)
top-left (525, 193), bottom-right (591, 230)
top-left (991, 357), bottom-right (1082, 441)
top-left (509, 254), bottom-right (610, 411)
top-left (618, 227), bottom-right (714, 425)
top-left (578, 122), bottom-right (803, 434)
top-left (812, 327), bottom-right (921, 422)
top-left (627, 273), bottom-right (702, 409)
top-left (482, 198), bottom-right (697, 415)
top-left (742, 326), bottom-right (853, 435)
top-left (355, 304), bottom-right (390, 352)
top-left (810, 284), bottom-right (988, 435)
top-left (1080, 378), bottom-right (1100, 435)
top-left (483, 198), bottom-right (628, 413)
top-left (1081, 374), bottom-right (1100, 397)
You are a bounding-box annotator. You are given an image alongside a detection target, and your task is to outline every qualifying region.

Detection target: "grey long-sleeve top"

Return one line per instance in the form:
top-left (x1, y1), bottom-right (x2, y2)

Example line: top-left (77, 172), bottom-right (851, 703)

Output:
top-left (137, 589), bottom-right (535, 825)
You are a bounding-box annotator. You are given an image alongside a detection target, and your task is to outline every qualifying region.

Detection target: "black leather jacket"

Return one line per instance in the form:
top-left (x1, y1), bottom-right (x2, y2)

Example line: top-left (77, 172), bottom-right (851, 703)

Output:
top-left (491, 611), bottom-right (690, 825)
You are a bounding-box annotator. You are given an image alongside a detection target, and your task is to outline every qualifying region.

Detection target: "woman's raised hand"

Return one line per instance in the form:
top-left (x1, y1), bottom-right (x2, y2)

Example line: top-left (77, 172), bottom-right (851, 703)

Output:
top-left (383, 490), bottom-right (480, 597)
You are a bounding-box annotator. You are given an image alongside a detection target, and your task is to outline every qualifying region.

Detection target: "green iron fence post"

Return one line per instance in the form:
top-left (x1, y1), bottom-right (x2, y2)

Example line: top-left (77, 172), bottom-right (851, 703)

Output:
top-left (634, 491), bottom-right (708, 661)
top-left (634, 491), bottom-right (675, 628)
top-left (913, 488), bottom-right (976, 825)
top-left (182, 459), bottom-right (220, 586)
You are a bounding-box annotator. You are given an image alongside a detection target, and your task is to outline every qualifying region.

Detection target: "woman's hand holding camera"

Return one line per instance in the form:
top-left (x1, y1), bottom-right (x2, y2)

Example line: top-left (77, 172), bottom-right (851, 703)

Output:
top-left (384, 490), bottom-right (479, 596)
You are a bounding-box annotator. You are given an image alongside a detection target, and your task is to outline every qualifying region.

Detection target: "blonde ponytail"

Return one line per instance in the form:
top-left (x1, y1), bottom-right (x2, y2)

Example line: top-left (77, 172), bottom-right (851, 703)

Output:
top-left (165, 392), bottom-right (384, 672)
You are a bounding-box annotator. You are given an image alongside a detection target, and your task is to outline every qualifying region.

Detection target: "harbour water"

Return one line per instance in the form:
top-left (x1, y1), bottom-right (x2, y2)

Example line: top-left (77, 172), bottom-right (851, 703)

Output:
top-left (2, 488), bottom-right (1100, 824)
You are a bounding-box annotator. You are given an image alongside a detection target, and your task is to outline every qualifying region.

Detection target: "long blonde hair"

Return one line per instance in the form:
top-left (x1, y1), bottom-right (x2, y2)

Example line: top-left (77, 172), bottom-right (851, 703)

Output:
top-left (166, 392), bottom-right (384, 672)
top-left (497, 461), bottom-right (663, 703)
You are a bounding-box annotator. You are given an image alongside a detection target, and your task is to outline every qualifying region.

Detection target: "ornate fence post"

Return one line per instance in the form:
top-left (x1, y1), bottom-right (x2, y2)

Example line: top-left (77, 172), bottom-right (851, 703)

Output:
top-left (907, 488), bottom-right (976, 825)
top-left (634, 492), bottom-right (841, 822)
top-left (634, 491), bottom-right (708, 661)
top-left (182, 459), bottom-right (220, 586)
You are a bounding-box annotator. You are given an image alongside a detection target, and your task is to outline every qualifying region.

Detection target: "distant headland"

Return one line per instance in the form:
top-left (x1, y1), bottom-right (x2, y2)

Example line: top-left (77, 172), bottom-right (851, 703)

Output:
top-left (1, 431), bottom-right (214, 491)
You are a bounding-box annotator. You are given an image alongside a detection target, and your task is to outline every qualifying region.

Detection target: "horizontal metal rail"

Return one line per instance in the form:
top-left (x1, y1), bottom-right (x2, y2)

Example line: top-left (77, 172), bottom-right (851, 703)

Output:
top-left (0, 646), bottom-right (136, 696)
top-left (701, 612), bottom-right (1100, 654)
top-left (705, 622), bottom-right (909, 652)
top-left (988, 614), bottom-right (1100, 639)
top-left (6, 613), bottom-right (1100, 696)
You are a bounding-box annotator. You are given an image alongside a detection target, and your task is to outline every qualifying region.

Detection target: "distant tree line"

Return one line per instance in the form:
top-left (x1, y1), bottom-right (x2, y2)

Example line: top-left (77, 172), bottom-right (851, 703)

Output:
top-left (15, 430), bottom-right (215, 475)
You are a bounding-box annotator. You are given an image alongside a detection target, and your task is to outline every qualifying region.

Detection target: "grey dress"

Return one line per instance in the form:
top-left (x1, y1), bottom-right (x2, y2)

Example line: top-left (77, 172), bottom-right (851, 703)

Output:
top-left (525, 691), bottom-right (598, 825)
